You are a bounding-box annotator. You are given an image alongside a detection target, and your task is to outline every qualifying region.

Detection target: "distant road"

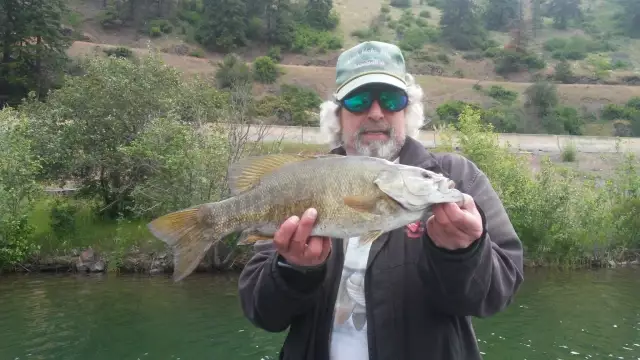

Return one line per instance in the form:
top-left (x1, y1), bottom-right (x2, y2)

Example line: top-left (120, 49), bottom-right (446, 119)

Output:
top-left (238, 125), bottom-right (640, 154)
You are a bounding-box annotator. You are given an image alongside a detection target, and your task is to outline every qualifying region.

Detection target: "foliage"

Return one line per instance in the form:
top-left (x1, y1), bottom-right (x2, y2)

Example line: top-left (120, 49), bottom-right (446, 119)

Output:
top-left (438, 107), bottom-right (640, 266)
top-left (0, 0), bottom-right (72, 106)
top-left (438, 0), bottom-right (488, 51)
top-left (0, 108), bottom-right (41, 267)
top-left (553, 61), bottom-right (575, 84)
top-left (614, 0), bottom-right (640, 38)
top-left (19, 52), bottom-right (228, 219)
top-left (253, 56), bottom-right (280, 84)
top-left (494, 49), bottom-right (546, 76)
top-left (254, 84), bottom-right (322, 126)
top-left (305, 0), bottom-right (338, 30)
top-left (600, 98), bottom-right (640, 136)
top-left (525, 81), bottom-right (559, 118)
top-left (483, 0), bottom-right (520, 32)
top-left (196, 0), bottom-right (247, 51)
top-left (121, 116), bottom-right (231, 218)
top-left (545, 0), bottom-right (582, 30)
top-left (542, 36), bottom-right (615, 61)
top-left (215, 54), bottom-right (252, 89)
top-left (487, 85), bottom-right (518, 104)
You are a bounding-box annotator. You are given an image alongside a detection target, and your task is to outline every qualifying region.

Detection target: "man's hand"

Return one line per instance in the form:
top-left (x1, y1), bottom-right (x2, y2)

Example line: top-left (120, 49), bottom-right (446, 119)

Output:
top-left (426, 193), bottom-right (483, 251)
top-left (274, 208), bottom-right (332, 267)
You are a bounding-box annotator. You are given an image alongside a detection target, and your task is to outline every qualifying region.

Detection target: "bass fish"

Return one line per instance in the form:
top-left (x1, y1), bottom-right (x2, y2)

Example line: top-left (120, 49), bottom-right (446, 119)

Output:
top-left (147, 153), bottom-right (465, 282)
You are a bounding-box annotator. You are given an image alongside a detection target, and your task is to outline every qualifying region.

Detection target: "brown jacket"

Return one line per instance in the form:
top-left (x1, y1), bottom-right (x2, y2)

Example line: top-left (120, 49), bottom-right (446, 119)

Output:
top-left (237, 136), bottom-right (524, 360)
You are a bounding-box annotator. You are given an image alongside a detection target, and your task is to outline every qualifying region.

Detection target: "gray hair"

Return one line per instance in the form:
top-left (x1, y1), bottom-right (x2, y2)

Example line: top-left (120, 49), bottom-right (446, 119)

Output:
top-left (319, 73), bottom-right (426, 149)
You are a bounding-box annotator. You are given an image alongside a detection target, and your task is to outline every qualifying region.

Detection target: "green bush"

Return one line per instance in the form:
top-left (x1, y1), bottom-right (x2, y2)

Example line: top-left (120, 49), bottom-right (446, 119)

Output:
top-left (494, 49), bottom-right (546, 76)
top-left (487, 85), bottom-right (518, 104)
top-left (290, 24), bottom-right (343, 53)
top-left (524, 81), bottom-right (559, 118)
top-left (215, 54), bottom-right (252, 89)
top-left (20, 52), bottom-right (229, 219)
top-left (103, 46), bottom-right (134, 59)
top-left (438, 106), bottom-right (640, 266)
top-left (543, 36), bottom-right (616, 61)
top-left (0, 107), bottom-right (41, 267)
top-left (254, 84), bottom-right (321, 126)
top-left (253, 56), bottom-right (280, 84)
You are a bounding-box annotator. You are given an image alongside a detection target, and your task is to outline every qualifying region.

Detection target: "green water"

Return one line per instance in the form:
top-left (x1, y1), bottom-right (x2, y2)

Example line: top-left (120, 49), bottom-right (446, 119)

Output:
top-left (1, 268), bottom-right (639, 360)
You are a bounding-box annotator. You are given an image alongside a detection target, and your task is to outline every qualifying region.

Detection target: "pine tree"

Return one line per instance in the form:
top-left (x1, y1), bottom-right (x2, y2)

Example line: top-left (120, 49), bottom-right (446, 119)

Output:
top-left (305, 0), bottom-right (334, 30)
top-left (547, 0), bottom-right (582, 29)
top-left (196, 0), bottom-right (247, 52)
top-left (0, 0), bottom-right (71, 106)
top-left (484, 0), bottom-right (520, 31)
top-left (439, 0), bottom-right (487, 50)
top-left (615, 0), bottom-right (640, 38)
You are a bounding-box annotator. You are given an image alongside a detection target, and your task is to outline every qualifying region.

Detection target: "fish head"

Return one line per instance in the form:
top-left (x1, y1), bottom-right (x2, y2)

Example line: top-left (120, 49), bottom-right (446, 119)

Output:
top-left (373, 164), bottom-right (465, 212)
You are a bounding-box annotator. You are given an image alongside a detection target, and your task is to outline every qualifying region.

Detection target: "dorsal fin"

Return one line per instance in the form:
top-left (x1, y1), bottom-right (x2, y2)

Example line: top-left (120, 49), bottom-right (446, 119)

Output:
top-left (227, 153), bottom-right (342, 195)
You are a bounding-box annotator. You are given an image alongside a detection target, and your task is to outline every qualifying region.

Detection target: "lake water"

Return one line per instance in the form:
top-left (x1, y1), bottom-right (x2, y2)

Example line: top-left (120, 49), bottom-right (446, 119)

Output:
top-left (1, 267), bottom-right (639, 360)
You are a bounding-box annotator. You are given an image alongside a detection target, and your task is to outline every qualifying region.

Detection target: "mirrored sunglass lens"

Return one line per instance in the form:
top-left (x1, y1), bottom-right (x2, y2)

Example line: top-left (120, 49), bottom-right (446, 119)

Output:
top-left (343, 92), bottom-right (372, 112)
top-left (379, 91), bottom-right (408, 111)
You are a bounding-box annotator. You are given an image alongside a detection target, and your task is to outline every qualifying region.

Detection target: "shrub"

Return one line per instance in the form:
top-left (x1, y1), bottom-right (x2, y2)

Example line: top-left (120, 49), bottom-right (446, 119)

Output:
top-left (437, 106), bottom-right (640, 266)
top-left (524, 81), bottom-right (559, 118)
top-left (19, 52), bottom-right (228, 219)
top-left (0, 107), bottom-right (41, 267)
top-left (494, 49), bottom-right (546, 76)
top-left (103, 46), bottom-right (134, 59)
top-left (487, 85), bottom-right (518, 104)
top-left (215, 54), bottom-right (252, 89)
top-left (253, 56), bottom-right (280, 84)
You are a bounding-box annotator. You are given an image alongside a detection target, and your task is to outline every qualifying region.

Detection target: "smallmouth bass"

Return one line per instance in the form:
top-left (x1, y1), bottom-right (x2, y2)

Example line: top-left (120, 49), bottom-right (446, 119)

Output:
top-left (147, 153), bottom-right (465, 281)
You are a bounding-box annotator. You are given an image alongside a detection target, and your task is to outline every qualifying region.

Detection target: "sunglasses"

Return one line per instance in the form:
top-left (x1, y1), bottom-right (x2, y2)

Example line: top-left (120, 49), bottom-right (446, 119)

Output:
top-left (340, 87), bottom-right (409, 113)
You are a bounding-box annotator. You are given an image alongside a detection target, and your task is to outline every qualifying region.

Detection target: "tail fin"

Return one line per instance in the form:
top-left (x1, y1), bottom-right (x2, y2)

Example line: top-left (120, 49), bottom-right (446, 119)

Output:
top-left (147, 207), bottom-right (215, 282)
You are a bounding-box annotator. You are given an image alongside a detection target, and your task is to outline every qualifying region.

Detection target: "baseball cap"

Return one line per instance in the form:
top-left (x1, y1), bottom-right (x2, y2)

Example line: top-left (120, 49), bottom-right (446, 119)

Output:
top-left (334, 41), bottom-right (408, 101)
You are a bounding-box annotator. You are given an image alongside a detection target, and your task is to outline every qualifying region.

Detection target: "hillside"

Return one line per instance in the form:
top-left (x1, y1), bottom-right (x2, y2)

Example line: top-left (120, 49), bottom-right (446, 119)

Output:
top-left (69, 40), bottom-right (640, 136)
top-left (64, 0), bottom-right (640, 84)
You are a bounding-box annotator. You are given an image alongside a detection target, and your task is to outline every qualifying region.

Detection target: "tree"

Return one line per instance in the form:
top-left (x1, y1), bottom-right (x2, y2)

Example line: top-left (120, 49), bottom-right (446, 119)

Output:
top-left (614, 0), bottom-right (640, 38)
top-left (306, 0), bottom-right (335, 30)
top-left (196, 0), bottom-right (248, 51)
top-left (0, 0), bottom-right (71, 107)
top-left (484, 0), bottom-right (520, 31)
top-left (546, 0), bottom-right (582, 30)
top-left (439, 0), bottom-right (487, 50)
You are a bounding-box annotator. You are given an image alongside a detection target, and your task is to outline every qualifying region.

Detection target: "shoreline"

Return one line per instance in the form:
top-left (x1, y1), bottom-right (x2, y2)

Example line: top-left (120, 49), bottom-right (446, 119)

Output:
top-left (2, 247), bottom-right (639, 276)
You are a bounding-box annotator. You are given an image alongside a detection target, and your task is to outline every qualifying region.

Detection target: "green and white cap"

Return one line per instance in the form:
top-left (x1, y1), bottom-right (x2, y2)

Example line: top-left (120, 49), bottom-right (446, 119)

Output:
top-left (334, 41), bottom-right (408, 101)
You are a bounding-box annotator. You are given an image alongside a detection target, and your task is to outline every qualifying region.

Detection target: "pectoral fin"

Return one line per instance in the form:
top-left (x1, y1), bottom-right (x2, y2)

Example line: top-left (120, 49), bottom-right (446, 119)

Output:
top-left (343, 195), bottom-right (380, 213)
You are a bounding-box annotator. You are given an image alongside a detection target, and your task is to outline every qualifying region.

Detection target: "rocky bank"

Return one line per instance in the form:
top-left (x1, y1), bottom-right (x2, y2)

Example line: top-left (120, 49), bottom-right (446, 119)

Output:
top-left (5, 246), bottom-right (247, 276)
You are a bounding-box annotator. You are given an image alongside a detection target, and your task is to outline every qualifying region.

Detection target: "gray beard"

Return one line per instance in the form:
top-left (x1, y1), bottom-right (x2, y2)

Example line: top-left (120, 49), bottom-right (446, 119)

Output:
top-left (343, 127), bottom-right (404, 160)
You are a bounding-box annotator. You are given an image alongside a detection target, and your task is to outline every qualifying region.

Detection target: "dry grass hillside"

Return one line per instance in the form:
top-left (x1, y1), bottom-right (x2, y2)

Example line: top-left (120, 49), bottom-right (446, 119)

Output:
top-left (69, 41), bottom-right (640, 119)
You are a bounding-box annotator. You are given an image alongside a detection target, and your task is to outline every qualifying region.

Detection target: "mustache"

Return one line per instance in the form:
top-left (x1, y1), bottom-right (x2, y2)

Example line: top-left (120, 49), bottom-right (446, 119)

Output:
top-left (356, 125), bottom-right (394, 135)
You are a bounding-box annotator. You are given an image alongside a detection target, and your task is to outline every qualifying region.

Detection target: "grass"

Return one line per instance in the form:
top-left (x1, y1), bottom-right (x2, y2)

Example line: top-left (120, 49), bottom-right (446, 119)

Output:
top-left (27, 197), bottom-right (157, 256)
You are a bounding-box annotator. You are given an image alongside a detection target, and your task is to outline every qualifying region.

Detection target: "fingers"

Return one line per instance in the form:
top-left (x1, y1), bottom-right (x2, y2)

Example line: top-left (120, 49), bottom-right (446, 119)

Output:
top-left (290, 208), bottom-right (317, 255)
top-left (273, 215), bottom-right (299, 253)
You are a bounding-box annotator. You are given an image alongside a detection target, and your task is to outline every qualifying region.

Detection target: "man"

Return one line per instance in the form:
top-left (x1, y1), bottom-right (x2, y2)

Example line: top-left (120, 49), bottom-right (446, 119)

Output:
top-left (238, 40), bottom-right (524, 360)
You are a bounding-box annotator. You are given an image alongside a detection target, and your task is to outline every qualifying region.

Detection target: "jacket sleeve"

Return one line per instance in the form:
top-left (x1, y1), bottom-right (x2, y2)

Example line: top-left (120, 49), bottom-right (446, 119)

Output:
top-left (419, 154), bottom-right (524, 318)
top-left (237, 240), bottom-right (328, 332)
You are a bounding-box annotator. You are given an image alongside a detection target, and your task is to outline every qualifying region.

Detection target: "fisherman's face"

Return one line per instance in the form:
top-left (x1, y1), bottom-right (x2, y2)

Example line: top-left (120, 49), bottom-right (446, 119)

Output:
top-left (339, 84), bottom-right (408, 160)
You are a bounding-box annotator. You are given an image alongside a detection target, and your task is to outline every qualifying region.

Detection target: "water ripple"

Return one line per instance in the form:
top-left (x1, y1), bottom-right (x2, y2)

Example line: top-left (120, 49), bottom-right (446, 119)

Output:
top-left (0, 268), bottom-right (639, 359)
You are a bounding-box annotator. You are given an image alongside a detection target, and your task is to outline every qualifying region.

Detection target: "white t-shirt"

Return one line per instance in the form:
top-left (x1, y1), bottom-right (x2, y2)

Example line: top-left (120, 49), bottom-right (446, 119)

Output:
top-left (329, 236), bottom-right (372, 360)
top-left (329, 156), bottom-right (399, 359)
